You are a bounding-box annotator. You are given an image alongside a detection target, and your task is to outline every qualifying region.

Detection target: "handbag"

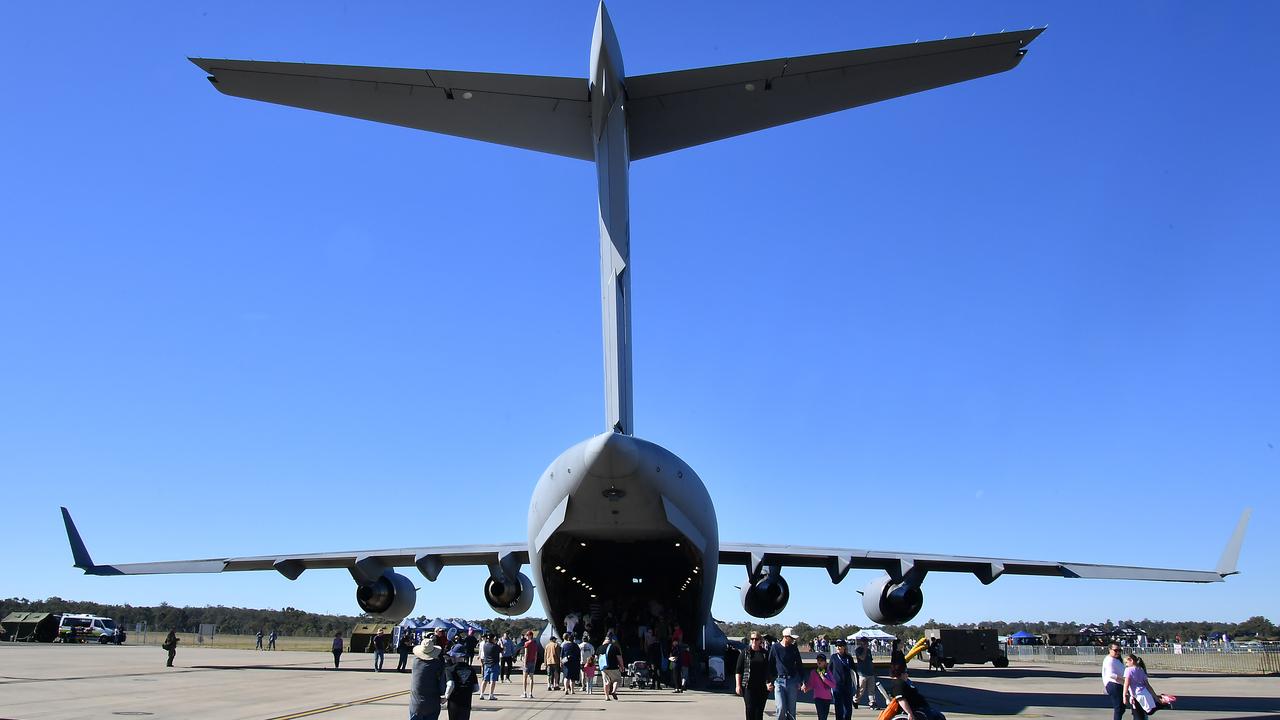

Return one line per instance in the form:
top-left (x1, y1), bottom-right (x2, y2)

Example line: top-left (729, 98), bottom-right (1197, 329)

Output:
top-left (1132, 686), bottom-right (1157, 713)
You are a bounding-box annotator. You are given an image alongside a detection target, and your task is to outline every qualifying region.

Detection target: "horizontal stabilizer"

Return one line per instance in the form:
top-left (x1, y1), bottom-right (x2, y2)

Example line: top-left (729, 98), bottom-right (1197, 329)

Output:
top-left (626, 29), bottom-right (1043, 159)
top-left (190, 59), bottom-right (593, 159)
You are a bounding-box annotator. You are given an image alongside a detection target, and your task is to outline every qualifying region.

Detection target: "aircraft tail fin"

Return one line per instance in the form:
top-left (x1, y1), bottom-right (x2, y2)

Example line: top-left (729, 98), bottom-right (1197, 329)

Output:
top-left (60, 506), bottom-right (97, 572)
top-left (1216, 508), bottom-right (1251, 577)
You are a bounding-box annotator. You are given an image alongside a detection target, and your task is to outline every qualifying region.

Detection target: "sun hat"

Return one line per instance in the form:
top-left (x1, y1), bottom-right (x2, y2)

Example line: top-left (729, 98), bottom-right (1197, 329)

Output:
top-left (413, 640), bottom-right (442, 662)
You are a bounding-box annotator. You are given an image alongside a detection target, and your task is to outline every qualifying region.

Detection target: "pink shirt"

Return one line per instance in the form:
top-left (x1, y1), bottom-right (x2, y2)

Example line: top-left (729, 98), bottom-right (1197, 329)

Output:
top-left (807, 668), bottom-right (837, 701)
top-left (1124, 665), bottom-right (1151, 692)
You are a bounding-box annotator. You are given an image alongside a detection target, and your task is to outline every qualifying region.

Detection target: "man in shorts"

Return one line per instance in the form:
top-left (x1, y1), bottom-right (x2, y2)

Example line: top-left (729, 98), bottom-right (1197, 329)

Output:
top-left (521, 630), bottom-right (539, 699)
top-left (600, 633), bottom-right (624, 701)
top-left (480, 633), bottom-right (501, 700)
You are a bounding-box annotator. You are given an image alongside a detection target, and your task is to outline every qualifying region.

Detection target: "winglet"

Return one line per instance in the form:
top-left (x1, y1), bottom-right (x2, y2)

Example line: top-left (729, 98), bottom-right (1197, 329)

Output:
top-left (1216, 508), bottom-right (1251, 577)
top-left (60, 506), bottom-right (97, 572)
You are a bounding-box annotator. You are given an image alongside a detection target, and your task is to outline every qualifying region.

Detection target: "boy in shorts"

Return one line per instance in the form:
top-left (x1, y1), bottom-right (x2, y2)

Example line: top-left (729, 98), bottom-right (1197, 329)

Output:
top-left (522, 630), bottom-right (539, 699)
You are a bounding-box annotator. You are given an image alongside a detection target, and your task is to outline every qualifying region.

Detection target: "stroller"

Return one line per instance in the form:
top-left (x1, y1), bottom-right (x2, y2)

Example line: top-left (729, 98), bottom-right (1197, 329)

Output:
top-left (626, 660), bottom-right (656, 689)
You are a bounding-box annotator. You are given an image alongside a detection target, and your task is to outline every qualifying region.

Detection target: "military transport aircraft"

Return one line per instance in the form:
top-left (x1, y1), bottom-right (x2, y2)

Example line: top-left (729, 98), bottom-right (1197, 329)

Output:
top-left (62, 4), bottom-right (1250, 651)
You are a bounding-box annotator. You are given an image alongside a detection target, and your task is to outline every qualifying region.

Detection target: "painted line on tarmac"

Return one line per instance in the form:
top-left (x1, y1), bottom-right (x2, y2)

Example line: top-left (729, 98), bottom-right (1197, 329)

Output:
top-left (262, 690), bottom-right (409, 720)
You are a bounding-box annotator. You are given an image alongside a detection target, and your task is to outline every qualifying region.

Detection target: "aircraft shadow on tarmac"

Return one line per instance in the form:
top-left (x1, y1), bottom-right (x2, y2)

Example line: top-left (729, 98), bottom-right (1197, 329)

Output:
top-left (917, 675), bottom-right (1280, 717)
top-left (945, 667), bottom-right (1258, 680)
top-left (188, 664), bottom-right (339, 672)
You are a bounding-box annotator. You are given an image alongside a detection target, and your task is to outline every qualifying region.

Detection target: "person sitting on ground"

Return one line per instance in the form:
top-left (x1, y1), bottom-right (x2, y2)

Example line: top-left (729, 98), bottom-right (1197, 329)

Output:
top-left (889, 664), bottom-right (945, 720)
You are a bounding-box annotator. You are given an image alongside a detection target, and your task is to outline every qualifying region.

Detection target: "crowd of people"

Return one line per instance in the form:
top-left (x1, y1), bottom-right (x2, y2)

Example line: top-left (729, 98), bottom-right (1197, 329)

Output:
top-left (400, 624), bottom-right (688, 720)
top-left (735, 629), bottom-right (886, 720)
top-left (158, 622), bottom-right (1182, 720)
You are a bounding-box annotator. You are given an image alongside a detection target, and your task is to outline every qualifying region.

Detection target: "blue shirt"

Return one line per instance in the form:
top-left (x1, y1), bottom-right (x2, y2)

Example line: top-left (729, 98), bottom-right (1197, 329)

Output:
top-left (769, 642), bottom-right (803, 680)
top-left (829, 651), bottom-right (856, 688)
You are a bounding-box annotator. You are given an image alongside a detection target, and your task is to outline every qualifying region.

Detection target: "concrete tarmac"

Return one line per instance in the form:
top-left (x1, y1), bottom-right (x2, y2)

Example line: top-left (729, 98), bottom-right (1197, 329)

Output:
top-left (1, 644), bottom-right (1276, 720)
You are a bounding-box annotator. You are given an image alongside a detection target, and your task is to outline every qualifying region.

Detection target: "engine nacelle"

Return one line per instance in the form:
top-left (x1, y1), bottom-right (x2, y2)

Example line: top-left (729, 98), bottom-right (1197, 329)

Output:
top-left (356, 571), bottom-right (417, 620)
top-left (740, 574), bottom-right (790, 618)
top-left (861, 574), bottom-right (924, 625)
top-left (484, 572), bottom-right (534, 616)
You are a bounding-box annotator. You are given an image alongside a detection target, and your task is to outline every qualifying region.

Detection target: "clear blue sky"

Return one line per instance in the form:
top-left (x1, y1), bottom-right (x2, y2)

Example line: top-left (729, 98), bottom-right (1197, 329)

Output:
top-left (2, 1), bottom-right (1277, 628)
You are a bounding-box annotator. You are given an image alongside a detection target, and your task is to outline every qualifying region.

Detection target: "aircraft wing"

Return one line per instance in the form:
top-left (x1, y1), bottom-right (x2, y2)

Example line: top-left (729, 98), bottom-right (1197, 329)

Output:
top-left (61, 507), bottom-right (526, 583)
top-left (189, 58), bottom-right (593, 160)
top-left (720, 509), bottom-right (1251, 585)
top-left (626, 28), bottom-right (1043, 160)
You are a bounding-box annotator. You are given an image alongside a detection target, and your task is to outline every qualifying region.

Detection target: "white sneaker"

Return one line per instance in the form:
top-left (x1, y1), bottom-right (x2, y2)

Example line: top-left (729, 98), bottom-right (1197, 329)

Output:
top-left (521, 693), bottom-right (528, 699)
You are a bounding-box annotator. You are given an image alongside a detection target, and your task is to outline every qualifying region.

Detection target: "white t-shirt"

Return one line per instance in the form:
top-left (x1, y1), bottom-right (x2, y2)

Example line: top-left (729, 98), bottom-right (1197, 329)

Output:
top-left (1102, 655), bottom-right (1124, 687)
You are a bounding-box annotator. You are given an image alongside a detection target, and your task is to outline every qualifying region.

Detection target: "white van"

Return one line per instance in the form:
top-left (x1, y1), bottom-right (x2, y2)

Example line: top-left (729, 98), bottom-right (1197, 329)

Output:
top-left (56, 614), bottom-right (121, 643)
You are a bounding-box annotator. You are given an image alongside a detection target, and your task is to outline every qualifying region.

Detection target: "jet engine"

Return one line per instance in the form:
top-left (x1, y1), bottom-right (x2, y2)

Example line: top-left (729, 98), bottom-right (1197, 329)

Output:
top-left (484, 572), bottom-right (534, 616)
top-left (355, 571), bottom-right (417, 620)
top-left (861, 574), bottom-right (924, 625)
top-left (740, 574), bottom-right (790, 618)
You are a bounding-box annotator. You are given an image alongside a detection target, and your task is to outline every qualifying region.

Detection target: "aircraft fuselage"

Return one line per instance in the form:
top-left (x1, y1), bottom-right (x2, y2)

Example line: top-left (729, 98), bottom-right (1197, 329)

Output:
top-left (522, 6), bottom-right (722, 651)
top-left (528, 432), bottom-right (720, 650)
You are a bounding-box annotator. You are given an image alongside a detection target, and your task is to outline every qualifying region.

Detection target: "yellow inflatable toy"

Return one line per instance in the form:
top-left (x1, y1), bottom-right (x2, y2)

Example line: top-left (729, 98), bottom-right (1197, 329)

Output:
top-left (903, 637), bottom-right (930, 663)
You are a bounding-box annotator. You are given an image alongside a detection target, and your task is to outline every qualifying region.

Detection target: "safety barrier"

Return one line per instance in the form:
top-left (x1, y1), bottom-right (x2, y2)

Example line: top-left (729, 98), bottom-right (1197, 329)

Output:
top-left (1005, 644), bottom-right (1279, 675)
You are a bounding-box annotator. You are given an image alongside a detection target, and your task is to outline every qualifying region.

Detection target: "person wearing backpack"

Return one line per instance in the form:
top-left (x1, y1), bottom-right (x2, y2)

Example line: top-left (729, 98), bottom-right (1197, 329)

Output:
top-left (162, 630), bottom-right (180, 667)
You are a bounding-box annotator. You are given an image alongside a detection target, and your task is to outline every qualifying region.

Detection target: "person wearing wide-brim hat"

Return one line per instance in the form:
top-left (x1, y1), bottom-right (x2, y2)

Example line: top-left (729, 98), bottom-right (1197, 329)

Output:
top-left (410, 640), bottom-right (447, 720)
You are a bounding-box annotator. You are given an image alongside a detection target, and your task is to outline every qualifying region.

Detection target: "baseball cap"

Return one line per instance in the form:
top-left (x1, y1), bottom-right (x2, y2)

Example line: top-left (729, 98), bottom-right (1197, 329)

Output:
top-left (834, 638), bottom-right (847, 646)
top-left (782, 627), bottom-right (797, 638)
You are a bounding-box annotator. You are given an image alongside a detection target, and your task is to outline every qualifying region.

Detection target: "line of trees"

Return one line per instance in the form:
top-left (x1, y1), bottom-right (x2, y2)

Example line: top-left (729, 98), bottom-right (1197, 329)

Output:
top-left (4, 598), bottom-right (1271, 642)
top-left (1, 597), bottom-right (363, 637)
top-left (1, 597), bottom-right (551, 639)
top-left (717, 616), bottom-right (1277, 643)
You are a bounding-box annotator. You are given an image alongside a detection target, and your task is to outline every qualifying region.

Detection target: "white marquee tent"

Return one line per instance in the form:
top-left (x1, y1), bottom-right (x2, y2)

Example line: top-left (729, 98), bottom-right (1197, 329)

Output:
top-left (849, 628), bottom-right (896, 641)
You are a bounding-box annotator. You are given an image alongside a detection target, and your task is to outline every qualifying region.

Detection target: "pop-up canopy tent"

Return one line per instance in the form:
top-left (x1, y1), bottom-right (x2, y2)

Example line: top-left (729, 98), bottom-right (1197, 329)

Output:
top-left (849, 628), bottom-right (896, 641)
top-left (424, 618), bottom-right (455, 630)
top-left (1009, 630), bottom-right (1041, 645)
